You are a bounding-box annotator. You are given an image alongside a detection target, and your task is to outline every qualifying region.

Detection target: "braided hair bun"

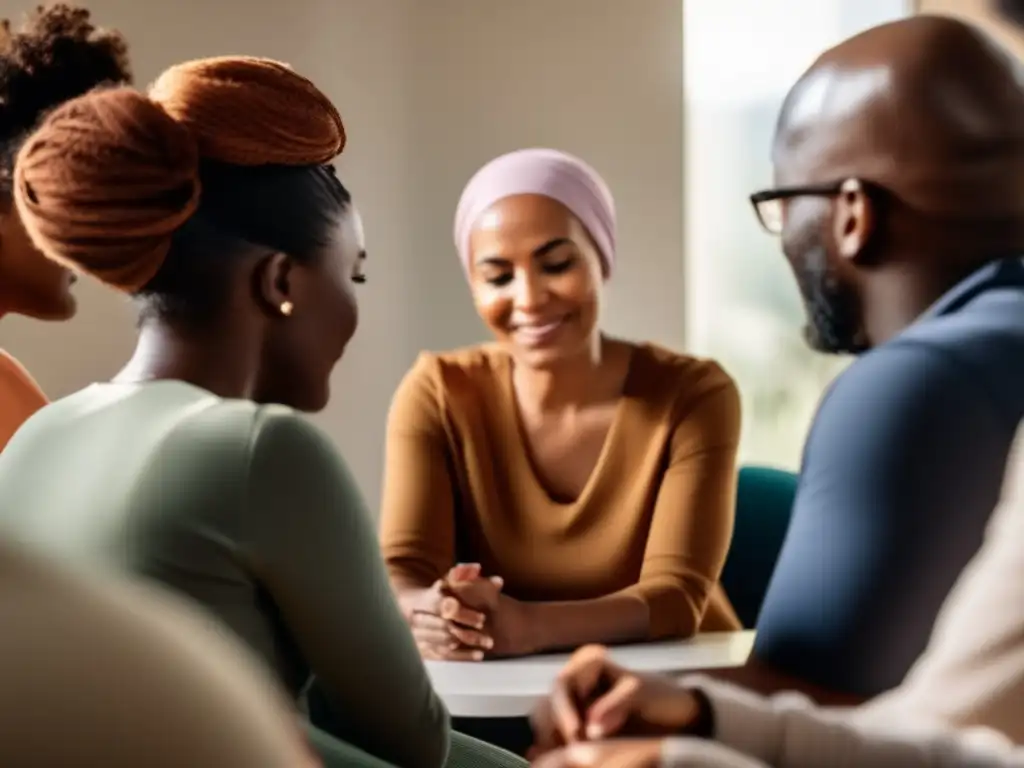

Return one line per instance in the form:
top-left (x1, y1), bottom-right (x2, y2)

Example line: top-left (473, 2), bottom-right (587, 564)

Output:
top-left (14, 56), bottom-right (345, 292)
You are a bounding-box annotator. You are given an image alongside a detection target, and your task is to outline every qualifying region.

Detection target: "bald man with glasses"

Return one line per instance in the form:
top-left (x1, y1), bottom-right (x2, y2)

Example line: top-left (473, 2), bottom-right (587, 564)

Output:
top-left (728, 14), bottom-right (1024, 704)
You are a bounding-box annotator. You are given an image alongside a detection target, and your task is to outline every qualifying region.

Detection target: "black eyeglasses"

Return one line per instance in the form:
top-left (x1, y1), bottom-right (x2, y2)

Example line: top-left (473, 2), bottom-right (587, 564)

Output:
top-left (749, 179), bottom-right (881, 235)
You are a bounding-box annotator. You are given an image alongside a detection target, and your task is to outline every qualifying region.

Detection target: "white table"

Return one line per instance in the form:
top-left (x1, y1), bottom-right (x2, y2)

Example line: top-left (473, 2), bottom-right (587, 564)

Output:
top-left (426, 630), bottom-right (755, 718)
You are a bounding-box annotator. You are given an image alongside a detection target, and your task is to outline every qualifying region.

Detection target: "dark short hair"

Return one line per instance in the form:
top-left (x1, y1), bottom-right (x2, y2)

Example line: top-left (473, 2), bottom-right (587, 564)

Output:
top-left (0, 4), bottom-right (131, 194)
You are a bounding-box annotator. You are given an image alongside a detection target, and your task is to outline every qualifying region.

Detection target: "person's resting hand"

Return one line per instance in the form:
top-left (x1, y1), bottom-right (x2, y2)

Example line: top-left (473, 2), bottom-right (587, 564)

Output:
top-left (409, 563), bottom-right (500, 660)
top-left (531, 645), bottom-right (701, 755)
top-left (447, 576), bottom-right (538, 658)
top-left (531, 739), bottom-right (663, 768)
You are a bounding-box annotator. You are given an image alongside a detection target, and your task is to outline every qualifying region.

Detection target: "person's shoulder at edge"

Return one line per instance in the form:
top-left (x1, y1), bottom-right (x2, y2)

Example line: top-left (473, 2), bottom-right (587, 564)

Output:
top-left (0, 349), bottom-right (46, 399)
top-left (151, 389), bottom-right (324, 495)
top-left (817, 329), bottom-right (1003, 417)
top-left (822, 266), bottom-right (1024, 398)
top-left (0, 349), bottom-right (48, 451)
top-left (82, 383), bottom-right (333, 487)
top-left (169, 392), bottom-right (341, 495)
top-left (0, 349), bottom-right (40, 382)
top-left (796, 333), bottom-right (1007, 486)
top-left (244, 401), bottom-right (337, 463)
top-left (210, 396), bottom-right (376, 569)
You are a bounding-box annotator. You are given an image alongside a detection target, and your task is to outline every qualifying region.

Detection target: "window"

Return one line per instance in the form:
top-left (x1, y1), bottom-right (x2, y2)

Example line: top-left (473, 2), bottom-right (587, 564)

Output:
top-left (683, 0), bottom-right (912, 469)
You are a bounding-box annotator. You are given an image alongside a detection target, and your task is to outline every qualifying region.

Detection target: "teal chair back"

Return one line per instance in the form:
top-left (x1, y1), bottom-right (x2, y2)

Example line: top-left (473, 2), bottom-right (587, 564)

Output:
top-left (720, 465), bottom-right (798, 628)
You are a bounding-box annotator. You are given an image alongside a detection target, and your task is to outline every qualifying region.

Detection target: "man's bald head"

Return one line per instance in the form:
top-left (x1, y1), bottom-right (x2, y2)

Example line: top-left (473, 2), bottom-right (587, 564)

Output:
top-left (776, 15), bottom-right (1024, 239)
top-left (762, 15), bottom-right (1024, 355)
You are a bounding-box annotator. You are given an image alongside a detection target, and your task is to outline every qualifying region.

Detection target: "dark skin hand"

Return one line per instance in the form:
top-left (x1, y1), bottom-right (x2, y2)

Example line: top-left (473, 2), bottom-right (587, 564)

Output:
top-left (408, 564), bottom-right (497, 661)
top-left (450, 583), bottom-right (536, 658)
top-left (526, 651), bottom-right (862, 767)
top-left (524, 651), bottom-right (860, 765)
top-left (528, 645), bottom-right (862, 766)
top-left (400, 564), bottom-right (649, 661)
top-left (421, 565), bottom-right (649, 660)
top-left (407, 563), bottom-right (539, 660)
top-left (530, 645), bottom-right (702, 758)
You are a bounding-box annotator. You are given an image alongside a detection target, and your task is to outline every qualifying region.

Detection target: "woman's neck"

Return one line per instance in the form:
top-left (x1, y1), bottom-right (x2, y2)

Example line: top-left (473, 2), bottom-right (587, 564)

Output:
top-left (114, 320), bottom-right (261, 401)
top-left (512, 335), bottom-right (627, 413)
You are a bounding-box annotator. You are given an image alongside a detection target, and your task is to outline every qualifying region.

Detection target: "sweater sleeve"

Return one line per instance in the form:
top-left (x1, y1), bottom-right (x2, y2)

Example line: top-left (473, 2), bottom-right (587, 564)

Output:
top-left (245, 408), bottom-right (450, 768)
top-left (669, 675), bottom-right (1024, 768)
top-left (621, 364), bottom-right (741, 638)
top-left (379, 355), bottom-right (458, 587)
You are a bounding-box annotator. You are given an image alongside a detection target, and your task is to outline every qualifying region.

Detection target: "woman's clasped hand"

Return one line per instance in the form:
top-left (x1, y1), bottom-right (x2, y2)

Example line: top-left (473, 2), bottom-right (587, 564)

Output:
top-left (408, 563), bottom-right (537, 660)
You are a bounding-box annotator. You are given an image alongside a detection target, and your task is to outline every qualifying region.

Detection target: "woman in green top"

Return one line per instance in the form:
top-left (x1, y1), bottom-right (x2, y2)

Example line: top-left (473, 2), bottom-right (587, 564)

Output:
top-left (0, 55), bottom-right (518, 768)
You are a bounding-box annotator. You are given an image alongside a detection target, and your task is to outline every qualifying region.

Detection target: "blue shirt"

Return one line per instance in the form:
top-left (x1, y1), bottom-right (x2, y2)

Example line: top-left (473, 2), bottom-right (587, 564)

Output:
top-left (754, 257), bottom-right (1024, 696)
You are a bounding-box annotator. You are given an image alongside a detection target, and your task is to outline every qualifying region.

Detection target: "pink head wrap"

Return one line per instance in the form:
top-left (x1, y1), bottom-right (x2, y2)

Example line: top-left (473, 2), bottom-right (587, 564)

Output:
top-left (453, 148), bottom-right (617, 277)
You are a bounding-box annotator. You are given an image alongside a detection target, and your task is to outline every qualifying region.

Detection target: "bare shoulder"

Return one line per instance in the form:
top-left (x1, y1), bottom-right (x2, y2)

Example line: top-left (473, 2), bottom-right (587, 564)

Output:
top-left (0, 349), bottom-right (40, 386)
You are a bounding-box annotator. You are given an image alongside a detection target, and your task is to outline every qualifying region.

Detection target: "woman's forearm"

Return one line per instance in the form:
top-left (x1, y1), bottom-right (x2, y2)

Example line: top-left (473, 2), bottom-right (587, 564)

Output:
top-left (524, 593), bottom-right (649, 653)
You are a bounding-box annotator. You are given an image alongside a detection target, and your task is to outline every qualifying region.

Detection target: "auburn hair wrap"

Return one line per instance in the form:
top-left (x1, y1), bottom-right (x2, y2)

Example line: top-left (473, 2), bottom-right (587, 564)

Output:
top-left (13, 56), bottom-right (346, 293)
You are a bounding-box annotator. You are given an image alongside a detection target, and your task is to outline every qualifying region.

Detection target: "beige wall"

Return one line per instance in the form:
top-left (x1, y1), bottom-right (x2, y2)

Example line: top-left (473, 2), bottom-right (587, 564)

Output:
top-left (0, 0), bottom-right (684, 510)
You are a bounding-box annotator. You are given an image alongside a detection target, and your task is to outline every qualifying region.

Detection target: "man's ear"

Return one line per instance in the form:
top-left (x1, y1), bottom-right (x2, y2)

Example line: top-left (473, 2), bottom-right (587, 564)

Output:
top-left (254, 252), bottom-right (294, 317)
top-left (833, 178), bottom-right (876, 264)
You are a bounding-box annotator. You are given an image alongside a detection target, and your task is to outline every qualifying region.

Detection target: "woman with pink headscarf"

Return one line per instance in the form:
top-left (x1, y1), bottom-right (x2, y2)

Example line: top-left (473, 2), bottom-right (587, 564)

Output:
top-left (380, 148), bottom-right (741, 667)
